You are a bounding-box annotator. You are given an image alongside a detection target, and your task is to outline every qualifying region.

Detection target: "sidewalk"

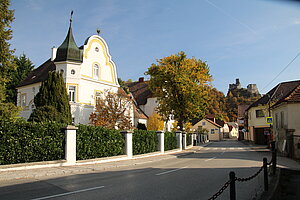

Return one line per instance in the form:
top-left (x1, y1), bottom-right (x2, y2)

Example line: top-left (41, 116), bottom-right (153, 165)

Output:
top-left (0, 144), bottom-right (208, 186)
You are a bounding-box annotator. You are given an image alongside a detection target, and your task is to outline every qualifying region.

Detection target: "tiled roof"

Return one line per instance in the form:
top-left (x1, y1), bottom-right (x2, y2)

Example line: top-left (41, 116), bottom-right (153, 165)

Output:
top-left (273, 84), bottom-right (300, 106)
top-left (246, 80), bottom-right (300, 111)
top-left (126, 80), bottom-right (154, 105)
top-left (17, 59), bottom-right (55, 88)
top-left (205, 118), bottom-right (222, 128)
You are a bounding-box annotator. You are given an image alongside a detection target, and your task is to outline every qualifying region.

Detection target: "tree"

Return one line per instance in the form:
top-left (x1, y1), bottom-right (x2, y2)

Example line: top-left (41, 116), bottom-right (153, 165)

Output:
top-left (145, 51), bottom-right (211, 131)
top-left (206, 87), bottom-right (229, 122)
top-left (0, 0), bottom-right (15, 102)
top-left (6, 54), bottom-right (34, 103)
top-left (89, 90), bottom-right (133, 130)
top-left (147, 112), bottom-right (164, 131)
top-left (29, 71), bottom-right (72, 124)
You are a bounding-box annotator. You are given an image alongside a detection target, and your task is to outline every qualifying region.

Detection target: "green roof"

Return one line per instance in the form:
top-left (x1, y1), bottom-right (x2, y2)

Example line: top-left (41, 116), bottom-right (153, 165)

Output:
top-left (55, 23), bottom-right (82, 63)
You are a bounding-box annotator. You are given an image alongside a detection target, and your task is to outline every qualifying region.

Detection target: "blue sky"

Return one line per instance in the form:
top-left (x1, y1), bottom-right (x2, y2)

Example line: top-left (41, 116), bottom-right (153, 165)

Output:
top-left (10, 0), bottom-right (300, 94)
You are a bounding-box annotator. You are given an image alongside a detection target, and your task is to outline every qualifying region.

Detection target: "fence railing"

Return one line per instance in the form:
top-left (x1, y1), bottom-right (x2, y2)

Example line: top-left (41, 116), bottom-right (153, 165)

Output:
top-left (207, 148), bottom-right (277, 200)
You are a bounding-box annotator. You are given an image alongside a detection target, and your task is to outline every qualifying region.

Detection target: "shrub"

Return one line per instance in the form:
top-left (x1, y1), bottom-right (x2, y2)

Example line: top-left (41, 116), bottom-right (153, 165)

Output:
top-left (76, 125), bottom-right (125, 160)
top-left (28, 105), bottom-right (63, 123)
top-left (0, 120), bottom-right (65, 165)
top-left (133, 130), bottom-right (158, 155)
top-left (186, 133), bottom-right (192, 146)
top-left (164, 132), bottom-right (177, 151)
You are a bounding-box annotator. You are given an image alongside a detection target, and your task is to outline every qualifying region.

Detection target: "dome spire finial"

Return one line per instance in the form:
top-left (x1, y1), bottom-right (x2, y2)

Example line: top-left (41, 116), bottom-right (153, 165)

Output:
top-left (70, 10), bottom-right (74, 24)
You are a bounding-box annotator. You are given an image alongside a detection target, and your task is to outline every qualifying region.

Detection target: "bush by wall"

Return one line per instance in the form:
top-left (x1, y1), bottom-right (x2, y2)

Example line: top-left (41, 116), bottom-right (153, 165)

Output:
top-left (76, 125), bottom-right (125, 160)
top-left (0, 120), bottom-right (65, 165)
top-left (164, 132), bottom-right (177, 151)
top-left (133, 130), bottom-right (158, 155)
top-left (186, 133), bottom-right (192, 146)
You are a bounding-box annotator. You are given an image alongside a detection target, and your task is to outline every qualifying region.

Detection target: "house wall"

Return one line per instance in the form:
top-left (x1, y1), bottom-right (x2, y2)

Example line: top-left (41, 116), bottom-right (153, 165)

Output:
top-left (273, 103), bottom-right (300, 158)
top-left (192, 119), bottom-right (221, 141)
top-left (247, 105), bottom-right (270, 142)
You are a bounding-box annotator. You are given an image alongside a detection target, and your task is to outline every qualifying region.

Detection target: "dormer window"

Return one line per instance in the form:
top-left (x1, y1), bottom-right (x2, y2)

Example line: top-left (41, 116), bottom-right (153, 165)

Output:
top-left (94, 64), bottom-right (99, 79)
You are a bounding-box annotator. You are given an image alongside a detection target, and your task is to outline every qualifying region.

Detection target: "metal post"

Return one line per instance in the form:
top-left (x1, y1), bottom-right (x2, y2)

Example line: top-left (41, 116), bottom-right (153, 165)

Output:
top-left (263, 157), bottom-right (268, 191)
top-left (272, 149), bottom-right (277, 175)
top-left (229, 171), bottom-right (236, 200)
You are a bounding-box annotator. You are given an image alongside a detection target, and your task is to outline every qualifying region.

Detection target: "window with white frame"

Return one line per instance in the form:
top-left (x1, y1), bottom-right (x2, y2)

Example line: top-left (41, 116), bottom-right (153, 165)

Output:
top-left (21, 94), bottom-right (26, 107)
top-left (93, 64), bottom-right (99, 79)
top-left (68, 86), bottom-right (76, 102)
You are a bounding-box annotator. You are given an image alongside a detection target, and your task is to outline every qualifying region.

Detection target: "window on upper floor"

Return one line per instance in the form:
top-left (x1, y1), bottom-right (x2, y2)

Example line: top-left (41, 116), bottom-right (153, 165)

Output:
top-left (202, 121), bottom-right (206, 126)
top-left (211, 129), bottom-right (215, 134)
top-left (280, 111), bottom-right (285, 128)
top-left (255, 109), bottom-right (265, 118)
top-left (68, 86), bottom-right (76, 102)
top-left (94, 64), bottom-right (99, 79)
top-left (21, 94), bottom-right (26, 107)
top-left (275, 113), bottom-right (279, 128)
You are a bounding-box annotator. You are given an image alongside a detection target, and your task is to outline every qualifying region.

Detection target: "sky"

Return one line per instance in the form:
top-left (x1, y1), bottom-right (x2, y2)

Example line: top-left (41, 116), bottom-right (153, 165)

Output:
top-left (10, 0), bottom-right (300, 94)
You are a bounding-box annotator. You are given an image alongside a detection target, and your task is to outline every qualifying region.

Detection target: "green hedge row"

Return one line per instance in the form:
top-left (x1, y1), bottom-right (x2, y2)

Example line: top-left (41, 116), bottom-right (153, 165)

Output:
top-left (76, 125), bottom-right (125, 160)
top-left (164, 132), bottom-right (177, 151)
top-left (186, 133), bottom-right (192, 146)
top-left (0, 120), bottom-right (65, 165)
top-left (133, 130), bottom-right (158, 155)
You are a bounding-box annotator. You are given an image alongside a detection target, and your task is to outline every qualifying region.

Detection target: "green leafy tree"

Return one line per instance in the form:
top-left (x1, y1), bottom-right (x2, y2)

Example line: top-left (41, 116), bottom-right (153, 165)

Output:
top-left (6, 54), bottom-right (34, 103)
top-left (0, 0), bottom-right (15, 102)
top-left (29, 71), bottom-right (72, 124)
top-left (206, 87), bottom-right (229, 121)
top-left (145, 51), bottom-right (211, 131)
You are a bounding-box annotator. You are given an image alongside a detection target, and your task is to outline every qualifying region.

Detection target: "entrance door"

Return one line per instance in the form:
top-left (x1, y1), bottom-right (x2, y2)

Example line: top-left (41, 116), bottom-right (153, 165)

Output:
top-left (254, 128), bottom-right (267, 145)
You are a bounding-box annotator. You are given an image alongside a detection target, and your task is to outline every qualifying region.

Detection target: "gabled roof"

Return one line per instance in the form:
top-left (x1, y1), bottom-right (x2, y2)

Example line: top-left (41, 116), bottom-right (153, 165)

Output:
top-left (126, 80), bottom-right (154, 105)
top-left (246, 80), bottom-right (300, 111)
top-left (17, 59), bottom-right (55, 88)
top-left (273, 84), bottom-right (300, 107)
top-left (54, 22), bottom-right (82, 63)
top-left (205, 118), bottom-right (222, 128)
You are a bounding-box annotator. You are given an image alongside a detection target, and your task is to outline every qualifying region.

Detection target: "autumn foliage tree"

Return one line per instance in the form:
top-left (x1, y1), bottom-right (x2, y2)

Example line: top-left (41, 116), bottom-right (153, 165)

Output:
top-left (147, 112), bottom-right (164, 131)
top-left (89, 90), bottom-right (133, 130)
top-left (145, 51), bottom-right (211, 131)
top-left (206, 87), bottom-right (229, 122)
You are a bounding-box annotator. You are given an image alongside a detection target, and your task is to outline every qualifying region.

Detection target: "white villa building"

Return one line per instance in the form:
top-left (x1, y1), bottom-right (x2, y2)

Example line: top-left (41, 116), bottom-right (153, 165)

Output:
top-left (16, 19), bottom-right (145, 126)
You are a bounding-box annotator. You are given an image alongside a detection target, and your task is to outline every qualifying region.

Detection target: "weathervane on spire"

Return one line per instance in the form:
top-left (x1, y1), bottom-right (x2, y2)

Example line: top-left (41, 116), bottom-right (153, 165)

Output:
top-left (70, 10), bottom-right (74, 24)
top-left (96, 28), bottom-right (101, 35)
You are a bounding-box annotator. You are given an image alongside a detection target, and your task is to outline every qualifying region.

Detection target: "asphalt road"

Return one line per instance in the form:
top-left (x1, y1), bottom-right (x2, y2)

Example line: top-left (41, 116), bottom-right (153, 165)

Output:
top-left (0, 140), bottom-right (271, 200)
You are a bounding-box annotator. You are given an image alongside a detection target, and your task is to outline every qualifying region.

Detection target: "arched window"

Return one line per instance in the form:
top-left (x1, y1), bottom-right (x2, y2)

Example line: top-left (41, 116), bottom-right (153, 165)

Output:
top-left (94, 64), bottom-right (99, 79)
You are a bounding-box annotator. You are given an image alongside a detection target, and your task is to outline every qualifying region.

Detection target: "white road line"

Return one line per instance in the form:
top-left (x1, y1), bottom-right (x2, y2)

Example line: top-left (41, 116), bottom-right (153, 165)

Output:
top-left (204, 157), bottom-right (217, 162)
top-left (220, 151), bottom-right (225, 155)
top-left (221, 148), bottom-right (226, 150)
top-left (155, 166), bottom-right (188, 176)
top-left (31, 186), bottom-right (105, 200)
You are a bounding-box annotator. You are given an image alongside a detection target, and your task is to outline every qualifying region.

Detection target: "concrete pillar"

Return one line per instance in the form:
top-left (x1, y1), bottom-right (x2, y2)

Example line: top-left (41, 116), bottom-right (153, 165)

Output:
top-left (176, 131), bottom-right (182, 150)
top-left (156, 131), bottom-right (164, 153)
top-left (193, 133), bottom-right (197, 146)
top-left (121, 130), bottom-right (133, 158)
top-left (65, 125), bottom-right (78, 165)
top-left (182, 132), bottom-right (187, 150)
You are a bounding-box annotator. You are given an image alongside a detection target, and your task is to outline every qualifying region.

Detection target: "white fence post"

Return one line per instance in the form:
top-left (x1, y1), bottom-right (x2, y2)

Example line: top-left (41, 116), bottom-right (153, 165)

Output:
top-left (182, 132), bottom-right (187, 150)
top-left (156, 131), bottom-right (165, 153)
top-left (65, 125), bottom-right (78, 165)
top-left (121, 130), bottom-right (133, 158)
top-left (176, 131), bottom-right (182, 151)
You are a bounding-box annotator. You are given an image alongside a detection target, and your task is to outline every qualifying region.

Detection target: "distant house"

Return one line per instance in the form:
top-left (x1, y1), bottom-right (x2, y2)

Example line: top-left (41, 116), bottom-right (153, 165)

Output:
top-left (126, 77), bottom-right (174, 131)
top-left (271, 83), bottom-right (300, 158)
top-left (246, 80), bottom-right (300, 146)
top-left (192, 118), bottom-right (223, 141)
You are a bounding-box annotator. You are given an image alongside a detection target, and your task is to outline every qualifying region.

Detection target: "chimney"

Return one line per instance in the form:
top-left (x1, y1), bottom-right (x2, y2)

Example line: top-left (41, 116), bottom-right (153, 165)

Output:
top-left (138, 77), bottom-right (144, 82)
top-left (51, 47), bottom-right (57, 61)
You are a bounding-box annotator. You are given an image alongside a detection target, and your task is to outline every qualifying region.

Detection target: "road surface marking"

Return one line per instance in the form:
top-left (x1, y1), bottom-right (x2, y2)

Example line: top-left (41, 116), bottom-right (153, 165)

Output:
top-left (205, 157), bottom-right (217, 162)
top-left (221, 148), bottom-right (226, 150)
top-left (156, 166), bottom-right (188, 176)
top-left (31, 186), bottom-right (105, 200)
top-left (220, 151), bottom-right (225, 155)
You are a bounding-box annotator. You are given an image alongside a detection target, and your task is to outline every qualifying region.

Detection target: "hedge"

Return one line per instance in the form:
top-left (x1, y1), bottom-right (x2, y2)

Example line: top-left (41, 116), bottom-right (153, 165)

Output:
top-left (186, 133), bottom-right (192, 146)
top-left (0, 120), bottom-right (65, 165)
top-left (133, 130), bottom-right (158, 155)
top-left (164, 132), bottom-right (177, 151)
top-left (76, 125), bottom-right (125, 160)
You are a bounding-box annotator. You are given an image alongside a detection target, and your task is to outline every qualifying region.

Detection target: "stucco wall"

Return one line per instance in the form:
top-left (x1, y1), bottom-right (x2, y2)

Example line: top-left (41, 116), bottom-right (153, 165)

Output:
top-left (192, 119), bottom-right (221, 141)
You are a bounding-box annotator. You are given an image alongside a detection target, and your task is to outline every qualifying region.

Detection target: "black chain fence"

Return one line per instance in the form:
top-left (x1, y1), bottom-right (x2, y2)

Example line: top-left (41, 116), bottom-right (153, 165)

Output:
top-left (207, 151), bottom-right (277, 200)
